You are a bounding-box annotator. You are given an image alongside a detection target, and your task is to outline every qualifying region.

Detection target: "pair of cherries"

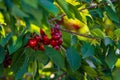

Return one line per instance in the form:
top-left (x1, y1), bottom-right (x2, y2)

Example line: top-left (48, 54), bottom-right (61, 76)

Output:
top-left (28, 25), bottom-right (62, 51)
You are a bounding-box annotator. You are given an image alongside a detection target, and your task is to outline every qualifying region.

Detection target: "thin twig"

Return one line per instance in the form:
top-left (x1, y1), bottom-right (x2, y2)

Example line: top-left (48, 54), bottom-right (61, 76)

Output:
top-left (60, 28), bottom-right (100, 39)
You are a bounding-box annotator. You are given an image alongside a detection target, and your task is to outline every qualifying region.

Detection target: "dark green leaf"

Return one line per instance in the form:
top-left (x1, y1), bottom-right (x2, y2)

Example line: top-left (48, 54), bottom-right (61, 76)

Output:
top-left (36, 50), bottom-right (49, 65)
top-left (0, 45), bottom-right (5, 64)
top-left (11, 48), bottom-right (26, 73)
top-left (81, 42), bottom-right (95, 58)
top-left (21, 2), bottom-right (43, 26)
top-left (105, 48), bottom-right (117, 69)
top-left (0, 64), bottom-right (4, 76)
top-left (55, 0), bottom-right (73, 18)
top-left (0, 32), bottom-right (12, 47)
top-left (11, 5), bottom-right (29, 18)
top-left (25, 47), bottom-right (35, 61)
top-left (8, 35), bottom-right (23, 55)
top-left (15, 56), bottom-right (29, 80)
top-left (71, 35), bottom-right (78, 46)
top-left (23, 0), bottom-right (38, 8)
top-left (38, 0), bottom-right (59, 16)
top-left (45, 46), bottom-right (65, 69)
top-left (105, 6), bottom-right (119, 23)
top-left (66, 47), bottom-right (81, 71)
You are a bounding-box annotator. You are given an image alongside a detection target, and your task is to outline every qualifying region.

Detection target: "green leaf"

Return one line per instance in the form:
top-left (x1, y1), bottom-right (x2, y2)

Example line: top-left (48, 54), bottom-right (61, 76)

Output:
top-left (81, 42), bottom-right (95, 58)
top-left (38, 0), bottom-right (59, 17)
top-left (45, 46), bottom-right (65, 69)
top-left (0, 25), bottom-right (5, 37)
top-left (25, 47), bottom-right (35, 61)
top-left (55, 0), bottom-right (73, 18)
top-left (112, 68), bottom-right (120, 80)
top-left (0, 64), bottom-right (4, 76)
top-left (28, 60), bottom-right (37, 77)
top-left (0, 32), bottom-right (12, 47)
top-left (36, 50), bottom-right (49, 65)
top-left (0, 45), bottom-right (5, 64)
top-left (11, 48), bottom-right (26, 73)
top-left (82, 66), bottom-right (97, 77)
top-left (89, 8), bottom-right (104, 18)
top-left (104, 37), bottom-right (113, 46)
top-left (62, 31), bottom-right (71, 48)
top-left (114, 28), bottom-right (120, 37)
top-left (8, 35), bottom-right (23, 55)
top-left (15, 56), bottom-right (29, 80)
top-left (106, 0), bottom-right (116, 12)
top-left (23, 0), bottom-right (38, 8)
top-left (11, 5), bottom-right (29, 18)
top-left (91, 28), bottom-right (105, 38)
top-left (105, 6), bottom-right (119, 23)
top-left (21, 2), bottom-right (43, 26)
top-left (105, 47), bottom-right (117, 69)
top-left (67, 3), bottom-right (83, 22)
top-left (66, 47), bottom-right (81, 71)
top-left (71, 35), bottom-right (79, 46)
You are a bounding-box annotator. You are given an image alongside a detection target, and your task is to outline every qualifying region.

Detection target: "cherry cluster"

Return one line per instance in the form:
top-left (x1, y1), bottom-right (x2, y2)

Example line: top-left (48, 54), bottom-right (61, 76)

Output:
top-left (28, 24), bottom-right (62, 51)
top-left (50, 24), bottom-right (62, 50)
top-left (3, 54), bottom-right (12, 68)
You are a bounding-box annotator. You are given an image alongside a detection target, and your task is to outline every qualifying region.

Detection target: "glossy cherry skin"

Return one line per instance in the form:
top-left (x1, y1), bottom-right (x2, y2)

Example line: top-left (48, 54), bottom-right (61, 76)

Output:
top-left (34, 35), bottom-right (41, 42)
top-left (28, 39), bottom-right (37, 47)
top-left (39, 45), bottom-right (44, 51)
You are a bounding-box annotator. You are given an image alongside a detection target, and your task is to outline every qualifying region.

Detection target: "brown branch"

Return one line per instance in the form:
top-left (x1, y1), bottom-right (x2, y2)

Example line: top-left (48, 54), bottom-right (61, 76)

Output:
top-left (60, 28), bottom-right (100, 39)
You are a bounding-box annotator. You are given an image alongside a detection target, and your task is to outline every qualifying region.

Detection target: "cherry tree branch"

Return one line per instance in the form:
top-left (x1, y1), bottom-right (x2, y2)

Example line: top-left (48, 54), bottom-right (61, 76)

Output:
top-left (49, 0), bottom-right (118, 39)
top-left (60, 28), bottom-right (100, 39)
top-left (49, 0), bottom-right (117, 22)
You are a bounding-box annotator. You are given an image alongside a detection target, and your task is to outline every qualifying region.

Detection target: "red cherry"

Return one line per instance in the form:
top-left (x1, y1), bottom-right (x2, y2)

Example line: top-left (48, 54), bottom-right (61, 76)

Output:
top-left (40, 29), bottom-right (45, 35)
top-left (54, 46), bottom-right (60, 50)
top-left (50, 39), bottom-right (57, 47)
top-left (28, 39), bottom-right (37, 47)
top-left (39, 45), bottom-right (44, 51)
top-left (52, 33), bottom-right (60, 40)
top-left (58, 38), bottom-right (63, 45)
top-left (43, 35), bottom-right (49, 42)
top-left (34, 35), bottom-right (41, 42)
top-left (58, 31), bottom-right (62, 37)
top-left (43, 41), bottom-right (49, 45)
top-left (51, 28), bottom-right (55, 35)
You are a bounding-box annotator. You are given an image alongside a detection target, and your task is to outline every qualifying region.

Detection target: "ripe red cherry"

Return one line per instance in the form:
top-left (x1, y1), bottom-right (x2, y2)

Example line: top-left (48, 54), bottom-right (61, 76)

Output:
top-left (34, 35), bottom-right (41, 42)
top-left (52, 33), bottom-right (60, 40)
top-left (40, 29), bottom-right (45, 35)
top-left (58, 38), bottom-right (63, 45)
top-left (39, 45), bottom-right (44, 51)
top-left (51, 28), bottom-right (55, 35)
top-left (43, 35), bottom-right (49, 42)
top-left (50, 39), bottom-right (57, 47)
top-left (54, 46), bottom-right (60, 50)
top-left (28, 39), bottom-right (37, 47)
